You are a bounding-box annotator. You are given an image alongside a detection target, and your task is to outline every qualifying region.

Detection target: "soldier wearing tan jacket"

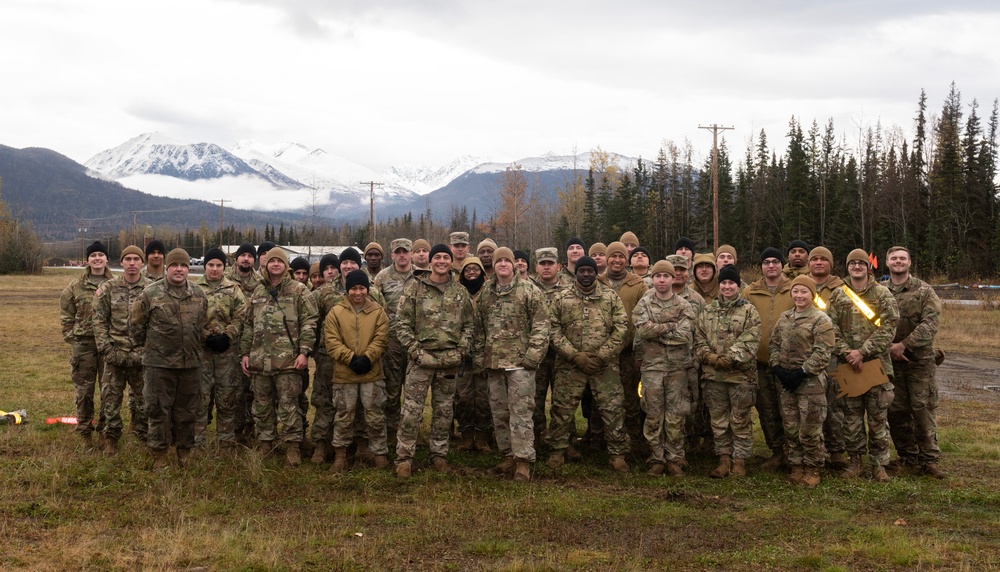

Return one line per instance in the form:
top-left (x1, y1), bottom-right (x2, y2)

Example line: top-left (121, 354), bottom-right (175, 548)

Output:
top-left (807, 246), bottom-right (848, 469)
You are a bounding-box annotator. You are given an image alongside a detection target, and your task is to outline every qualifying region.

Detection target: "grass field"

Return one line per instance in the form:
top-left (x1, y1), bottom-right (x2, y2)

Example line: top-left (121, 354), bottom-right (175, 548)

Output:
top-left (1, 270), bottom-right (998, 571)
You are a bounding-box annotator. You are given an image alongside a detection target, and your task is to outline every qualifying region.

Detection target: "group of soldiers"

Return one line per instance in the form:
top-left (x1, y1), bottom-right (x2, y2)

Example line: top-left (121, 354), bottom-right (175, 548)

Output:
top-left (59, 230), bottom-right (944, 485)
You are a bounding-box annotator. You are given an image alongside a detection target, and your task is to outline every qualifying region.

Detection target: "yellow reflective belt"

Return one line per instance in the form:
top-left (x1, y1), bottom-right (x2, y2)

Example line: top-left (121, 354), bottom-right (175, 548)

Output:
top-left (841, 284), bottom-right (881, 327)
top-left (813, 294), bottom-right (827, 310)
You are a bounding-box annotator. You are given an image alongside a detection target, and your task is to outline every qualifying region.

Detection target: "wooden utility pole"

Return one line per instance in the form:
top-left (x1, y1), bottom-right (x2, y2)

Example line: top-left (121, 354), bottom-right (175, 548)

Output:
top-left (698, 124), bottom-right (734, 253)
top-left (213, 199), bottom-right (228, 246)
top-left (360, 181), bottom-right (384, 242)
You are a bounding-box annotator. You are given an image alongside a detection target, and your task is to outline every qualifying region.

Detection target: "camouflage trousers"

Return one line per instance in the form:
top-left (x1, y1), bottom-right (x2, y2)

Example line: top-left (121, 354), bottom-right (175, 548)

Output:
top-left (299, 369), bottom-right (311, 440)
top-left (70, 338), bottom-right (104, 436)
top-left (888, 359), bottom-right (941, 465)
top-left (251, 371), bottom-right (304, 443)
top-left (545, 362), bottom-right (628, 456)
top-left (486, 368), bottom-right (536, 462)
top-left (456, 365), bottom-right (491, 434)
top-left (144, 366), bottom-right (201, 452)
top-left (685, 365), bottom-right (713, 443)
top-left (703, 380), bottom-right (757, 460)
top-left (843, 382), bottom-right (894, 467)
top-left (778, 374), bottom-right (827, 467)
top-left (823, 370), bottom-right (846, 455)
top-left (236, 370), bottom-right (255, 443)
top-left (381, 336), bottom-right (407, 447)
top-left (641, 369), bottom-right (690, 464)
top-left (396, 364), bottom-right (458, 463)
top-left (332, 381), bottom-right (388, 455)
top-left (99, 363), bottom-right (145, 441)
top-left (755, 366), bottom-right (785, 452)
top-left (619, 349), bottom-right (644, 449)
top-left (532, 349), bottom-right (557, 439)
top-left (310, 352), bottom-right (336, 443)
top-left (195, 349), bottom-right (241, 446)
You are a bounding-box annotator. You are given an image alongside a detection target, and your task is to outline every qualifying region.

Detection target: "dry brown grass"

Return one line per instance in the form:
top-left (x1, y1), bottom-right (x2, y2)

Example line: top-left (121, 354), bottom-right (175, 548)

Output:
top-left (938, 302), bottom-right (1000, 358)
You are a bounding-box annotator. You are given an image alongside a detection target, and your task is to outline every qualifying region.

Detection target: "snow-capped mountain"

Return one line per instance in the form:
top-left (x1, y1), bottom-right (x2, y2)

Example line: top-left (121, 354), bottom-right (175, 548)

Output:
top-left (384, 155), bottom-right (490, 195)
top-left (469, 150), bottom-right (633, 175)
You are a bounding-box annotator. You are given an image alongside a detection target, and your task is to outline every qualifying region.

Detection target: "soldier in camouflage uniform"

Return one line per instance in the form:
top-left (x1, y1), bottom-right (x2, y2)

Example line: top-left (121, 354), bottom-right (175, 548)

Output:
top-left (808, 246), bottom-right (849, 469)
top-left (882, 246), bottom-right (944, 479)
top-left (545, 256), bottom-right (631, 473)
top-left (666, 254), bottom-right (711, 454)
top-left (140, 239), bottom-right (166, 282)
top-left (372, 238), bottom-right (416, 452)
top-left (632, 260), bottom-right (697, 476)
top-left (239, 248), bottom-right (319, 467)
top-left (225, 242), bottom-right (263, 444)
top-left (130, 249), bottom-right (208, 469)
top-left (194, 248), bottom-right (248, 450)
top-left (769, 275), bottom-right (835, 487)
top-left (393, 244), bottom-right (475, 477)
top-left (92, 245), bottom-right (148, 453)
top-left (60, 240), bottom-right (113, 447)
top-left (529, 247), bottom-right (575, 449)
top-left (694, 264), bottom-right (761, 478)
top-left (308, 254), bottom-right (343, 464)
top-left (826, 249), bottom-right (899, 482)
top-left (471, 247), bottom-right (550, 482)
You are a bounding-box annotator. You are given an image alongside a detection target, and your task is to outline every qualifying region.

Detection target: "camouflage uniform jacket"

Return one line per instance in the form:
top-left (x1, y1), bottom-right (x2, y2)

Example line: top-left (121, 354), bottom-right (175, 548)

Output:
top-left (225, 265), bottom-right (263, 298)
top-left (741, 276), bottom-right (793, 364)
top-left (239, 275), bottom-right (319, 374)
top-left (325, 297), bottom-right (390, 384)
top-left (196, 276), bottom-right (248, 345)
top-left (92, 275), bottom-right (148, 366)
top-left (130, 280), bottom-right (208, 369)
top-left (373, 265), bottom-right (415, 329)
top-left (549, 282), bottom-right (628, 366)
top-left (826, 278), bottom-right (900, 377)
top-left (881, 275), bottom-right (941, 361)
top-left (530, 273), bottom-right (574, 303)
top-left (140, 267), bottom-right (164, 283)
top-left (471, 274), bottom-right (551, 370)
top-left (812, 275), bottom-right (844, 307)
top-left (694, 297), bottom-right (761, 384)
top-left (598, 271), bottom-right (648, 352)
top-left (394, 273), bottom-right (474, 369)
top-left (675, 284), bottom-right (706, 314)
top-left (311, 283), bottom-right (344, 355)
top-left (632, 292), bottom-right (697, 371)
top-left (769, 306), bottom-right (835, 375)
top-left (60, 269), bottom-right (113, 342)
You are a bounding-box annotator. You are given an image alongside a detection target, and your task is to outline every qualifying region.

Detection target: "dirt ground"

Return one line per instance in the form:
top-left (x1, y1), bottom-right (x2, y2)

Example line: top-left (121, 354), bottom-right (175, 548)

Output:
top-left (936, 352), bottom-right (1000, 403)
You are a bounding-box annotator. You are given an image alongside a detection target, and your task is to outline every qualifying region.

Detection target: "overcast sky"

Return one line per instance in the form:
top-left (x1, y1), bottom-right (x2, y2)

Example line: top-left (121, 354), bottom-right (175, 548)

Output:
top-left (3, 0), bottom-right (998, 172)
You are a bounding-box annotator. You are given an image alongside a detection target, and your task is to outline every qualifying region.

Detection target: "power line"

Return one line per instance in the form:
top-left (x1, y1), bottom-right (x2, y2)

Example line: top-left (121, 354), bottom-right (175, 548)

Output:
top-left (359, 181), bottom-right (384, 243)
top-left (698, 123), bottom-right (734, 253)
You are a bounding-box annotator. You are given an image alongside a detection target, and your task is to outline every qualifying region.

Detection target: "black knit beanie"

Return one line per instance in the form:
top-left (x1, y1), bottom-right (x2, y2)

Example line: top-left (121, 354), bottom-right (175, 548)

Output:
top-left (787, 240), bottom-right (809, 254)
top-left (565, 237), bottom-right (585, 250)
top-left (145, 239), bottom-right (165, 257)
top-left (718, 264), bottom-right (741, 285)
top-left (574, 256), bottom-right (598, 274)
top-left (290, 256), bottom-right (310, 272)
top-left (235, 243), bottom-right (256, 260)
top-left (513, 249), bottom-right (530, 263)
top-left (429, 243), bottom-right (453, 261)
top-left (204, 248), bottom-right (227, 267)
top-left (86, 241), bottom-right (108, 257)
top-left (760, 247), bottom-right (785, 265)
top-left (257, 241), bottom-right (276, 258)
top-left (344, 269), bottom-right (370, 292)
top-left (338, 248), bottom-right (362, 269)
top-left (629, 246), bottom-right (652, 264)
top-left (674, 237), bottom-right (695, 253)
top-left (320, 254), bottom-right (339, 273)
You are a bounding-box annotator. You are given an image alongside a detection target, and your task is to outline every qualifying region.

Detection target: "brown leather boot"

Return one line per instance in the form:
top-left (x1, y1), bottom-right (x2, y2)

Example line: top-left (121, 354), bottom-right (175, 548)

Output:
top-left (430, 456), bottom-right (450, 473)
top-left (513, 461), bottom-right (531, 482)
top-left (609, 455), bottom-right (629, 473)
top-left (545, 451), bottom-right (565, 470)
top-left (373, 455), bottom-right (390, 470)
top-left (151, 448), bottom-right (170, 471)
top-left (800, 466), bottom-right (821, 488)
top-left (103, 436), bottom-right (120, 456)
top-left (473, 431), bottom-right (492, 453)
top-left (285, 445), bottom-right (302, 467)
top-left (489, 456), bottom-right (516, 476)
top-left (310, 441), bottom-right (327, 465)
top-left (786, 464), bottom-right (804, 485)
top-left (828, 451), bottom-right (849, 470)
top-left (565, 443), bottom-right (582, 461)
top-left (646, 463), bottom-right (665, 476)
top-left (842, 455), bottom-right (863, 478)
top-left (330, 447), bottom-right (348, 473)
top-left (176, 448), bottom-right (191, 468)
top-left (872, 464), bottom-right (890, 483)
top-left (80, 432), bottom-right (95, 450)
top-left (710, 455), bottom-right (732, 479)
top-left (666, 462), bottom-right (685, 477)
top-left (761, 448), bottom-right (785, 471)
top-left (730, 458), bottom-right (746, 477)
top-left (456, 430), bottom-right (475, 452)
top-left (395, 461), bottom-right (412, 479)
top-left (922, 463), bottom-right (946, 479)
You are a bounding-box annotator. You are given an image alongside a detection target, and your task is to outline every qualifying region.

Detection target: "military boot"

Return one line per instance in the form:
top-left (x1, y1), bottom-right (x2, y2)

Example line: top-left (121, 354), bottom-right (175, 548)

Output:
top-left (104, 436), bottom-right (120, 456)
top-left (395, 461), bottom-right (412, 479)
top-left (761, 448), bottom-right (785, 472)
top-left (80, 432), bottom-right (95, 450)
top-left (255, 440), bottom-right (275, 457)
top-left (730, 458), bottom-right (746, 477)
top-left (513, 461), bottom-right (531, 482)
top-left (841, 455), bottom-right (863, 479)
top-left (786, 464), bottom-right (804, 485)
top-left (373, 455), bottom-right (391, 470)
top-left (545, 450), bottom-right (565, 470)
top-left (800, 466), bottom-right (821, 488)
top-left (489, 456), bottom-right (516, 476)
top-left (177, 448), bottom-right (191, 468)
top-left (828, 451), bottom-right (849, 470)
top-left (565, 443), bottom-right (582, 461)
top-left (430, 456), bottom-right (450, 473)
top-left (285, 445), bottom-right (302, 467)
top-left (646, 463), bottom-right (665, 476)
top-left (473, 431), bottom-right (492, 453)
top-left (330, 447), bottom-right (348, 473)
top-left (151, 448), bottom-right (170, 471)
top-left (354, 437), bottom-right (375, 465)
top-left (922, 463), bottom-right (946, 479)
top-left (310, 441), bottom-right (328, 465)
top-left (710, 455), bottom-right (732, 479)
top-left (666, 462), bottom-right (685, 477)
top-left (456, 430), bottom-right (475, 452)
top-left (872, 464), bottom-right (890, 483)
top-left (609, 455), bottom-right (629, 473)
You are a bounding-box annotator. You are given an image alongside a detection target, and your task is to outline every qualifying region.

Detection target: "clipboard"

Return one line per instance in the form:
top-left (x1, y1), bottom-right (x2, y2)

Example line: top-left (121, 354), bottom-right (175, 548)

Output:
top-left (831, 359), bottom-right (889, 398)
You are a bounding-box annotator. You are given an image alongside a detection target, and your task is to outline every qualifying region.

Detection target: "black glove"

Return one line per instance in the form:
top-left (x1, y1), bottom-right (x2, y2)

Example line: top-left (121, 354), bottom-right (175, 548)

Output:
top-left (349, 355), bottom-right (365, 374)
top-left (355, 356), bottom-right (373, 375)
top-left (205, 333), bottom-right (230, 353)
top-left (771, 365), bottom-right (790, 383)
